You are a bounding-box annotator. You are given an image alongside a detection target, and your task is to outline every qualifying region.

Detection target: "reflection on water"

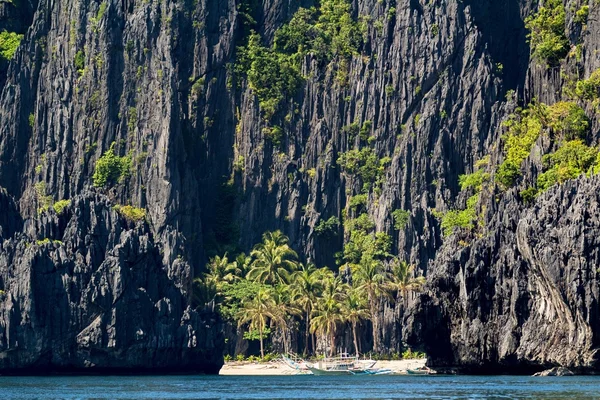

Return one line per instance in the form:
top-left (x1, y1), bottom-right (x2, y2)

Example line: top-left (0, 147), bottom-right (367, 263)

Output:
top-left (1, 374), bottom-right (600, 399)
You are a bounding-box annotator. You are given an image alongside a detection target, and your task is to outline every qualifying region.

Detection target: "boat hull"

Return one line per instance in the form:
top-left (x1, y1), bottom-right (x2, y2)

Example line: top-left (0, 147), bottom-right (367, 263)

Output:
top-left (308, 367), bottom-right (353, 376)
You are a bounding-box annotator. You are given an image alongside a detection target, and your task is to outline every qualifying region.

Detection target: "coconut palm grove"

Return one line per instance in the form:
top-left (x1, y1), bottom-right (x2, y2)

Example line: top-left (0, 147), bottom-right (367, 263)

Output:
top-left (196, 231), bottom-right (425, 359)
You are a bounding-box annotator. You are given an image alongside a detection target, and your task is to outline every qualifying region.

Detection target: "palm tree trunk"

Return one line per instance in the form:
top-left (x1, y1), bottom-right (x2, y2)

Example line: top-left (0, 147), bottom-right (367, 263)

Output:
top-left (352, 320), bottom-right (359, 357)
top-left (282, 325), bottom-right (289, 354)
top-left (330, 333), bottom-right (336, 357)
top-left (370, 292), bottom-right (379, 354)
top-left (304, 310), bottom-right (310, 356)
top-left (259, 324), bottom-right (265, 359)
top-left (312, 333), bottom-right (316, 356)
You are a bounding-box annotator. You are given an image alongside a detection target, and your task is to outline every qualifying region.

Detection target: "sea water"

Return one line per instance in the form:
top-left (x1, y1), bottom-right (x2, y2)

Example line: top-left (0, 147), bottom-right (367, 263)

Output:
top-left (1, 374), bottom-right (600, 399)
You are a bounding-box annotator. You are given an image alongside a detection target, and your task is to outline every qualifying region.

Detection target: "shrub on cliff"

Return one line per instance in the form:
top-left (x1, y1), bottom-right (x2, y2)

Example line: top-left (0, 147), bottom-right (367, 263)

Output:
top-left (546, 102), bottom-right (589, 140)
top-left (93, 142), bottom-right (132, 187)
top-left (537, 140), bottom-right (598, 191)
top-left (0, 30), bottom-right (23, 60)
top-left (525, 0), bottom-right (569, 65)
top-left (114, 205), bottom-right (146, 222)
top-left (496, 105), bottom-right (544, 188)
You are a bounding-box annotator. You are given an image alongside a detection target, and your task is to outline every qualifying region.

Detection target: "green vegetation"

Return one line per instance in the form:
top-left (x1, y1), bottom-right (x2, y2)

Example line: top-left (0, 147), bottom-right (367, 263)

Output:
top-left (92, 142), bottom-right (132, 188)
top-left (0, 30), bottom-right (23, 60)
top-left (53, 199), bottom-right (71, 215)
top-left (546, 101), bottom-right (589, 140)
top-left (314, 216), bottom-right (340, 236)
top-left (237, 0), bottom-right (362, 119)
top-left (537, 140), bottom-right (599, 191)
top-left (459, 166), bottom-right (490, 191)
top-left (440, 156), bottom-right (489, 236)
top-left (114, 205), bottom-right (146, 222)
top-left (525, 0), bottom-right (569, 65)
top-left (35, 181), bottom-right (53, 214)
top-left (196, 230), bottom-right (425, 358)
top-left (440, 194), bottom-right (479, 237)
top-left (574, 5), bottom-right (589, 25)
top-left (337, 147), bottom-right (390, 193)
top-left (74, 50), bottom-right (85, 75)
top-left (496, 104), bottom-right (544, 188)
top-left (497, 99), bottom-right (591, 190)
top-left (238, 32), bottom-right (303, 119)
top-left (391, 209), bottom-right (410, 230)
top-left (575, 69), bottom-right (600, 102)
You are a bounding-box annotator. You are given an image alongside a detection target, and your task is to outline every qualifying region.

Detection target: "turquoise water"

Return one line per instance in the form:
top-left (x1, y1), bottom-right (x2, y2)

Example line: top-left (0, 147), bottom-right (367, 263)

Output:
top-left (1, 375), bottom-right (600, 399)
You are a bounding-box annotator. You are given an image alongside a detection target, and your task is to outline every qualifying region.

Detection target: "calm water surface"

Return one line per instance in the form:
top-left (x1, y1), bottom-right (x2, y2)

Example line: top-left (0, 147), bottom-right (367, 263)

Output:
top-left (1, 375), bottom-right (600, 399)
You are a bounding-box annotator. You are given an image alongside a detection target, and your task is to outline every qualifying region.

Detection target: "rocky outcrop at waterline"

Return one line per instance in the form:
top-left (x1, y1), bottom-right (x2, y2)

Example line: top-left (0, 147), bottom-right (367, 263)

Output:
top-left (405, 176), bottom-right (600, 374)
top-left (0, 191), bottom-right (223, 374)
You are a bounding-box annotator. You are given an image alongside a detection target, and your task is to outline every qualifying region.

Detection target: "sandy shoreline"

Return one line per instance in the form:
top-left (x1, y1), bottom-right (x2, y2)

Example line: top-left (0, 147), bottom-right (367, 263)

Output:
top-left (219, 358), bottom-right (427, 376)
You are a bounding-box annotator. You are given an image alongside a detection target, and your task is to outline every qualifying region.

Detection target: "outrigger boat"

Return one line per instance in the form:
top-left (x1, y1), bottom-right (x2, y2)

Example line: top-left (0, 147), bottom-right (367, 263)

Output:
top-left (305, 354), bottom-right (393, 376)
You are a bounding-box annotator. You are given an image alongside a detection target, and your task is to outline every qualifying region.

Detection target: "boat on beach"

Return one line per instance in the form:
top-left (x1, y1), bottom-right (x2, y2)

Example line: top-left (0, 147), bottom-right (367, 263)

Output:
top-left (305, 354), bottom-right (393, 375)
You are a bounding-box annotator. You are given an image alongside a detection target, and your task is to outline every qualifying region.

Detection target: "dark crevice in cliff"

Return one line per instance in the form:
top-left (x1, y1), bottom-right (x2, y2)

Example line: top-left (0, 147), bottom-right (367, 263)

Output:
top-left (464, 0), bottom-right (530, 94)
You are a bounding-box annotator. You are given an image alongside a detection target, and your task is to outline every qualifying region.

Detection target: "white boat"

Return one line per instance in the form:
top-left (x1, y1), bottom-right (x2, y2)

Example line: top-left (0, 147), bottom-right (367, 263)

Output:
top-left (307, 354), bottom-right (383, 375)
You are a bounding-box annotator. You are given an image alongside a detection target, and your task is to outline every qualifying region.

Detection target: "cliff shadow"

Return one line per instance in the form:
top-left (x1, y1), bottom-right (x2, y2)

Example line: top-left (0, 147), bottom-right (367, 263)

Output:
top-left (464, 0), bottom-right (530, 95)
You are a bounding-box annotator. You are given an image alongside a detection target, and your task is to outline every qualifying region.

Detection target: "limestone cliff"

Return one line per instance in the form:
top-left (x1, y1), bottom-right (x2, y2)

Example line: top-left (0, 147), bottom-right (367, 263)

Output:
top-left (0, 0), bottom-right (599, 373)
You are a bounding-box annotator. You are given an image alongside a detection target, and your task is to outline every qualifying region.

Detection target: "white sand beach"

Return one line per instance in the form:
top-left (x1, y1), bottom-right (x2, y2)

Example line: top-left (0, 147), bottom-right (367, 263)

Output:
top-left (219, 358), bottom-right (427, 375)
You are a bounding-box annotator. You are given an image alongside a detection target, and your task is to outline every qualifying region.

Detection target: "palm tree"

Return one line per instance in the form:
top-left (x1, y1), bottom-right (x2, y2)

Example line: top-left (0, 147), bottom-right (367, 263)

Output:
top-left (231, 253), bottom-right (252, 278)
top-left (389, 259), bottom-right (426, 308)
top-left (204, 254), bottom-right (241, 289)
top-left (270, 283), bottom-right (300, 354)
top-left (310, 291), bottom-right (346, 356)
top-left (236, 287), bottom-right (277, 358)
top-left (343, 288), bottom-right (370, 357)
top-left (246, 231), bottom-right (299, 285)
top-left (291, 263), bottom-right (325, 356)
top-left (349, 257), bottom-right (391, 353)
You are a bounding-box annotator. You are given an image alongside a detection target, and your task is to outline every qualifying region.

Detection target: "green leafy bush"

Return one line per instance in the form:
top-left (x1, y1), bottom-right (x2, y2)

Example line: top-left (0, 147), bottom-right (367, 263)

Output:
top-left (314, 216), bottom-right (340, 236)
top-left (546, 101), bottom-right (589, 140)
top-left (459, 168), bottom-right (490, 192)
top-left (92, 142), bottom-right (132, 188)
top-left (575, 69), bottom-right (600, 101)
top-left (524, 0), bottom-right (569, 65)
top-left (238, 32), bottom-right (303, 120)
top-left (114, 205), bottom-right (146, 222)
top-left (337, 147), bottom-right (389, 193)
top-left (537, 140), bottom-right (598, 191)
top-left (53, 199), bottom-right (71, 215)
top-left (440, 194), bottom-right (479, 237)
top-left (348, 194), bottom-right (368, 212)
top-left (391, 209), bottom-right (410, 230)
top-left (496, 106), bottom-right (544, 187)
top-left (520, 187), bottom-right (538, 203)
top-left (238, 0), bottom-right (362, 118)
top-left (574, 5), bottom-right (589, 25)
top-left (0, 30), bottom-right (23, 60)
top-left (74, 50), bottom-right (85, 72)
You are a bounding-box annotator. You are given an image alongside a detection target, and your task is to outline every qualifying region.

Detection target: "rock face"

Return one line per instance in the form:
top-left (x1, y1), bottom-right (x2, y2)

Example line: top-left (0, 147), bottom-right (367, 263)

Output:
top-left (0, 191), bottom-right (223, 373)
top-left (405, 177), bottom-right (600, 374)
top-left (533, 367), bottom-right (575, 377)
top-left (0, 0), bottom-right (600, 373)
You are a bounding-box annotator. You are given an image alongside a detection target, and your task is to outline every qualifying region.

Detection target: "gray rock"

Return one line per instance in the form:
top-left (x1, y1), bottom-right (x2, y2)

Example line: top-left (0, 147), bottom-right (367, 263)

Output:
top-left (1, 0), bottom-right (600, 374)
top-left (533, 367), bottom-right (575, 377)
top-left (0, 190), bottom-right (223, 373)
